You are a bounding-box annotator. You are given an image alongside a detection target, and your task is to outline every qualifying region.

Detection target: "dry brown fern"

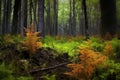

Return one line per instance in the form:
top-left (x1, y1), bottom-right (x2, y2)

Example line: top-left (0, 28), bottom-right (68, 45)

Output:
top-left (103, 42), bottom-right (113, 57)
top-left (65, 47), bottom-right (108, 80)
top-left (23, 23), bottom-right (42, 55)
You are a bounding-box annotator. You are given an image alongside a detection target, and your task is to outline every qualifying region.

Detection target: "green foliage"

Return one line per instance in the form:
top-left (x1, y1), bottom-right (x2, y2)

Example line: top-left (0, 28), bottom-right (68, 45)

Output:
top-left (111, 38), bottom-right (120, 56)
top-left (17, 76), bottom-right (33, 80)
top-left (43, 74), bottom-right (56, 80)
top-left (92, 60), bottom-right (120, 80)
top-left (0, 62), bottom-right (13, 79)
top-left (42, 36), bottom-right (81, 56)
top-left (0, 62), bottom-right (33, 80)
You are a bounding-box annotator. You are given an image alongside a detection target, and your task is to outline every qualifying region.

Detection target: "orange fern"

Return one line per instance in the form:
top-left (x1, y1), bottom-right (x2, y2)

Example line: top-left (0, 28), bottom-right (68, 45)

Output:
top-left (23, 23), bottom-right (42, 55)
top-left (65, 47), bottom-right (108, 80)
top-left (103, 42), bottom-right (113, 57)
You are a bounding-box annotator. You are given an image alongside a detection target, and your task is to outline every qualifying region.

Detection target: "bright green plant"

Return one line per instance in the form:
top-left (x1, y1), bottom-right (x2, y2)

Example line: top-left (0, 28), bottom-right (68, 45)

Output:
top-left (92, 60), bottom-right (120, 80)
top-left (43, 74), bottom-right (56, 80)
top-left (0, 62), bottom-right (33, 80)
top-left (0, 62), bottom-right (13, 79)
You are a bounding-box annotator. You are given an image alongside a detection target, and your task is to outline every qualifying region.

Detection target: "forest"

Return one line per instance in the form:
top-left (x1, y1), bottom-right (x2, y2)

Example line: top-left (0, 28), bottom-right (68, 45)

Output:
top-left (0, 0), bottom-right (120, 80)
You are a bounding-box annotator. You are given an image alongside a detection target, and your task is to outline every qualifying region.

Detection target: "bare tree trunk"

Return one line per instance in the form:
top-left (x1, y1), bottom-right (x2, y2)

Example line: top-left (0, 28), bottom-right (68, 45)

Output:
top-left (53, 0), bottom-right (58, 36)
top-left (6, 0), bottom-right (12, 34)
top-left (46, 0), bottom-right (51, 35)
top-left (2, 0), bottom-right (7, 34)
top-left (100, 0), bottom-right (117, 37)
top-left (69, 0), bottom-right (72, 35)
top-left (38, 0), bottom-right (44, 36)
top-left (82, 0), bottom-right (89, 39)
top-left (73, 0), bottom-right (76, 36)
top-left (29, 0), bottom-right (32, 23)
top-left (21, 0), bottom-right (25, 36)
top-left (24, 0), bottom-right (27, 28)
top-left (32, 0), bottom-right (37, 31)
top-left (12, 0), bottom-right (21, 34)
top-left (0, 0), bottom-right (2, 35)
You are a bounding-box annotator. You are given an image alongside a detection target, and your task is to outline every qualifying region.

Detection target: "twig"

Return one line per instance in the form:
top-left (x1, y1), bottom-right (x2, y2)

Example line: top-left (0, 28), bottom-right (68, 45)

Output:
top-left (29, 62), bottom-right (71, 74)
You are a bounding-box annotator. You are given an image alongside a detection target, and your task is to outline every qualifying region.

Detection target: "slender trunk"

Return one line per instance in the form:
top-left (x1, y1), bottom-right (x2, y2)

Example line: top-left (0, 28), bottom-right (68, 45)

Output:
top-left (82, 0), bottom-right (89, 39)
top-left (46, 0), bottom-right (51, 35)
top-left (6, 0), bottom-right (11, 34)
top-left (29, 0), bottom-right (32, 23)
top-left (73, 0), bottom-right (76, 36)
top-left (0, 0), bottom-right (2, 34)
top-left (32, 0), bottom-right (37, 31)
top-left (21, 0), bottom-right (25, 36)
top-left (24, 0), bottom-right (27, 28)
top-left (12, 0), bottom-right (21, 34)
top-left (2, 0), bottom-right (7, 34)
top-left (38, 0), bottom-right (44, 36)
top-left (53, 0), bottom-right (58, 36)
top-left (69, 0), bottom-right (72, 35)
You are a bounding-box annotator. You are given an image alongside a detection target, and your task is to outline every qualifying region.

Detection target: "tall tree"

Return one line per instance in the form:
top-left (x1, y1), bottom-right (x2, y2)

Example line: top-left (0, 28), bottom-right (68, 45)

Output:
top-left (24, 0), bottom-right (28, 28)
top-left (0, 0), bottom-right (2, 34)
top-left (45, 0), bottom-right (51, 35)
top-left (6, 0), bottom-right (12, 34)
top-left (100, 0), bottom-right (117, 36)
top-left (53, 0), bottom-right (58, 36)
top-left (82, 0), bottom-right (89, 39)
top-left (38, 0), bottom-right (44, 36)
top-left (73, 0), bottom-right (76, 36)
top-left (2, 0), bottom-right (7, 34)
top-left (32, 0), bottom-right (37, 31)
top-left (69, 0), bottom-right (72, 35)
top-left (21, 0), bottom-right (27, 36)
top-left (29, 0), bottom-right (33, 23)
top-left (12, 0), bottom-right (21, 34)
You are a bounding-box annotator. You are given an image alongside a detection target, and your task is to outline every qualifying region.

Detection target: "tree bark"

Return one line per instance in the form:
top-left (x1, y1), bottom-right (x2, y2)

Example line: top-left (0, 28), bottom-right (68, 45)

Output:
top-left (69, 0), bottom-right (72, 35)
top-left (29, 0), bottom-right (32, 23)
top-left (6, 0), bottom-right (12, 34)
top-left (46, 0), bottom-right (51, 35)
top-left (0, 0), bottom-right (2, 34)
top-left (53, 0), bottom-right (58, 36)
top-left (82, 0), bottom-right (89, 39)
top-left (100, 0), bottom-right (117, 37)
top-left (2, 0), bottom-right (7, 34)
top-left (32, 0), bottom-right (37, 31)
top-left (12, 0), bottom-right (21, 34)
top-left (73, 0), bottom-right (76, 36)
top-left (21, 0), bottom-right (26, 36)
top-left (38, 0), bottom-right (44, 36)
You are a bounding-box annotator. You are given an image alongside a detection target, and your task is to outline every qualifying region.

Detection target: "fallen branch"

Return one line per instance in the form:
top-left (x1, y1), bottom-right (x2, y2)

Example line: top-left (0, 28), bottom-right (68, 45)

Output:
top-left (29, 62), bottom-right (71, 74)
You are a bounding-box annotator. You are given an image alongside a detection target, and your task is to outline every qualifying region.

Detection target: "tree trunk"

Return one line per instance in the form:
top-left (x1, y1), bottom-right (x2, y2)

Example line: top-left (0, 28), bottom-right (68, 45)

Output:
top-left (29, 0), bottom-right (32, 23)
top-left (24, 0), bottom-right (27, 28)
top-left (0, 0), bottom-right (2, 34)
top-left (73, 0), bottom-right (76, 36)
top-left (46, 0), bottom-right (51, 35)
top-left (82, 0), bottom-right (89, 39)
top-left (21, 0), bottom-right (26, 36)
top-left (38, 0), bottom-right (44, 36)
top-left (33, 0), bottom-right (37, 31)
top-left (6, 0), bottom-right (12, 34)
top-left (69, 0), bottom-right (72, 35)
top-left (53, 0), bottom-right (58, 36)
top-left (12, 0), bottom-right (21, 34)
top-left (2, 0), bottom-right (7, 34)
top-left (100, 0), bottom-right (117, 37)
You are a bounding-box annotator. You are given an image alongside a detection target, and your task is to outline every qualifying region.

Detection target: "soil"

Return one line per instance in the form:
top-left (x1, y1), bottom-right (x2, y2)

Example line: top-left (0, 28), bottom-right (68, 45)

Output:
top-left (0, 44), bottom-right (74, 80)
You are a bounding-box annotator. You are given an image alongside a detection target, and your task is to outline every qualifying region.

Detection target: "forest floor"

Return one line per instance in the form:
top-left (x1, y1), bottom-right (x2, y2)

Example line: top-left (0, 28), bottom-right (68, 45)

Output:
top-left (0, 34), bottom-right (120, 80)
top-left (0, 43), bottom-right (73, 80)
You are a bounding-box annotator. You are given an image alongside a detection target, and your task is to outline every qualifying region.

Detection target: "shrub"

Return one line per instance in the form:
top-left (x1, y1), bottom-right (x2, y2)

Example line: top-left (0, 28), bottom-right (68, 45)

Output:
top-left (65, 47), bottom-right (108, 80)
